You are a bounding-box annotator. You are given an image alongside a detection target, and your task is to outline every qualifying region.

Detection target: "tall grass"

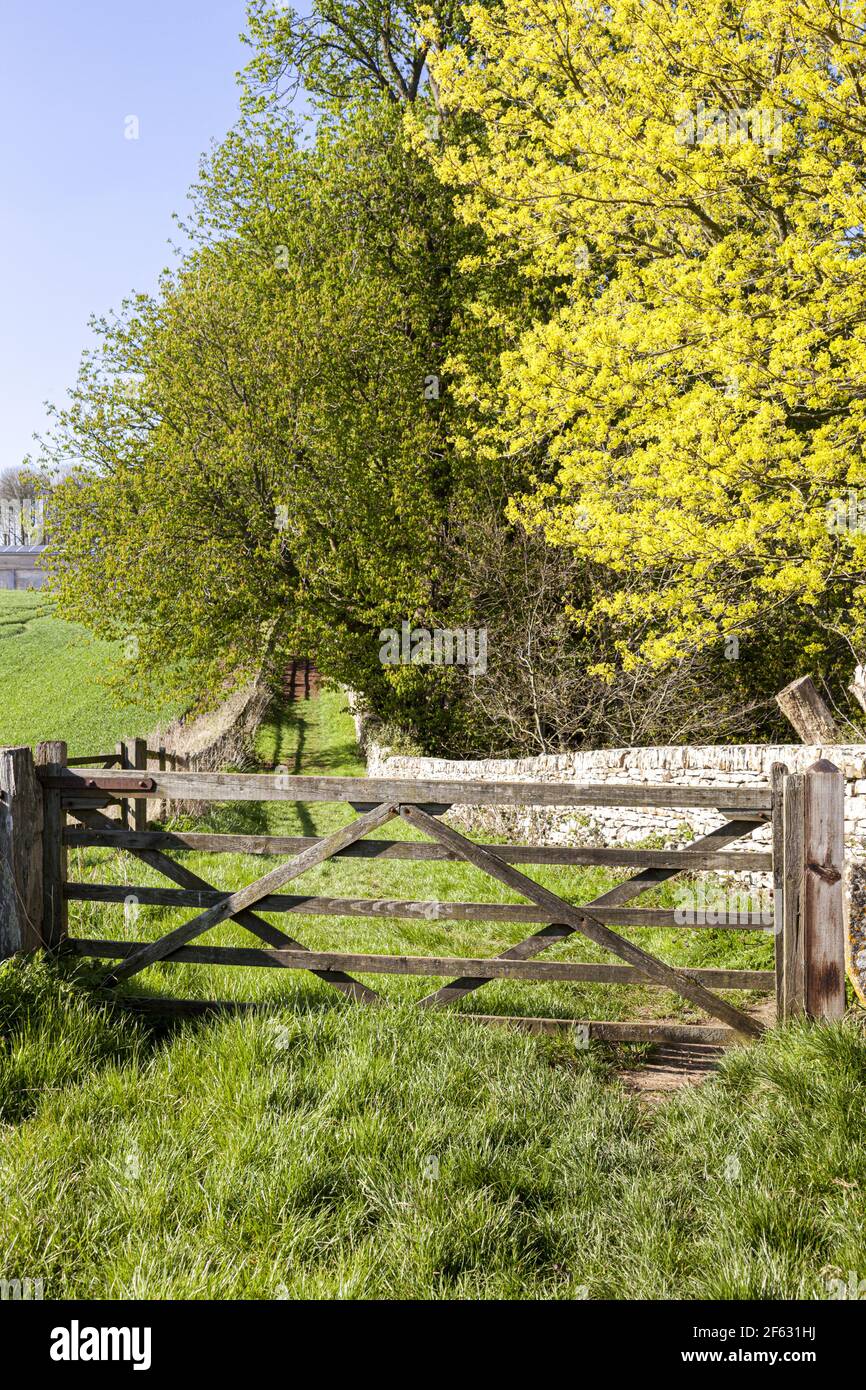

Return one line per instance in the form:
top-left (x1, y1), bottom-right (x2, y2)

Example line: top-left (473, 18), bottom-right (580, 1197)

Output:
top-left (1, 958), bottom-right (864, 1298)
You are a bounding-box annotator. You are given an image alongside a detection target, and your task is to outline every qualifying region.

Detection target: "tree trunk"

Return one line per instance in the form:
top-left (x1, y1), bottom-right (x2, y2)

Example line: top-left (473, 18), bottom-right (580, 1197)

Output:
top-left (849, 664), bottom-right (866, 715)
top-left (776, 675), bottom-right (840, 743)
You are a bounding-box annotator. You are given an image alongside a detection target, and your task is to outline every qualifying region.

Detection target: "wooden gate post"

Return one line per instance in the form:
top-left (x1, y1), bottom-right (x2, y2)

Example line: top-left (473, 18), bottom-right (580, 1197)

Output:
top-left (36, 741), bottom-right (68, 951)
top-left (116, 741), bottom-right (129, 828)
top-left (126, 738), bottom-right (147, 832)
top-left (781, 759), bottom-right (846, 1021)
top-left (0, 746), bottom-right (44, 958)
top-left (770, 762), bottom-right (788, 1020)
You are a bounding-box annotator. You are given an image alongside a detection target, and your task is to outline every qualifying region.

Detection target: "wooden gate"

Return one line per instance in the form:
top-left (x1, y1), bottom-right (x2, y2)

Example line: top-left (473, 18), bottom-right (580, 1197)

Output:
top-left (0, 746), bottom-right (849, 1046)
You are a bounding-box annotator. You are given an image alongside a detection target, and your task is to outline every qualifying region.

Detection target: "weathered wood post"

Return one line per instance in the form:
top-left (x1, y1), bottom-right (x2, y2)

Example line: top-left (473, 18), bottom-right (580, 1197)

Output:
top-left (157, 744), bottom-right (167, 824)
top-left (770, 762), bottom-right (788, 1020)
top-left (127, 737), bottom-right (147, 833)
top-left (115, 740), bottom-right (128, 827)
top-left (0, 746), bottom-right (44, 958)
top-left (776, 674), bottom-right (841, 743)
top-left (781, 759), bottom-right (847, 1020)
top-left (35, 740), bottom-right (68, 951)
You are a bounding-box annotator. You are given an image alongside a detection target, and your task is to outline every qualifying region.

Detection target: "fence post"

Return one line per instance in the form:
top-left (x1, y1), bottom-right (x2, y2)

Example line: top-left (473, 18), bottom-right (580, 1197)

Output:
top-left (781, 760), bottom-right (846, 1021)
top-left (0, 746), bottom-right (44, 958)
top-left (127, 737), bottom-right (147, 832)
top-left (116, 740), bottom-right (129, 828)
top-left (803, 759), bottom-right (847, 1020)
top-left (158, 745), bottom-right (166, 824)
top-left (782, 768), bottom-right (805, 1017)
top-left (770, 762), bottom-right (788, 1021)
top-left (35, 740), bottom-right (68, 951)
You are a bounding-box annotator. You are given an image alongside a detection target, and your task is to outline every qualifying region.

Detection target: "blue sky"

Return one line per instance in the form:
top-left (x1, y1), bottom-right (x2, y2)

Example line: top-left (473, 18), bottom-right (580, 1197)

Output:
top-left (0, 1), bottom-right (300, 475)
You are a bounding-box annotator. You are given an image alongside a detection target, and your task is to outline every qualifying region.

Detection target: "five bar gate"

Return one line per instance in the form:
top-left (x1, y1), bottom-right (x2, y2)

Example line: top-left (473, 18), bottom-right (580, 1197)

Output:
top-left (0, 743), bottom-right (849, 1045)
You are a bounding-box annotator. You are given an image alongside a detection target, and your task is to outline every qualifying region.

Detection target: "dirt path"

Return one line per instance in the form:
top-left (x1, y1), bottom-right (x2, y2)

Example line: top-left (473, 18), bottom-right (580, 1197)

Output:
top-left (617, 1043), bottom-right (724, 1101)
top-left (617, 997), bottom-right (775, 1100)
top-left (284, 656), bottom-right (319, 701)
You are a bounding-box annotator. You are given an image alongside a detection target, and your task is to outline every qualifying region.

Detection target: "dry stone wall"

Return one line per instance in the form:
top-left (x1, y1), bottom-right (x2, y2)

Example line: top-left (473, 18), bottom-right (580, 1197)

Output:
top-left (360, 735), bottom-right (866, 884)
top-left (147, 672), bottom-right (271, 818)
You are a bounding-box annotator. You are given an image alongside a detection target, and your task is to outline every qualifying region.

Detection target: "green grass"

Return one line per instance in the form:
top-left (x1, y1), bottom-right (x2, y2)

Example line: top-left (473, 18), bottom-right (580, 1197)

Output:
top-left (0, 590), bottom-right (179, 756)
top-left (2, 961), bottom-right (864, 1299)
top-left (1, 686), bottom-right (864, 1298)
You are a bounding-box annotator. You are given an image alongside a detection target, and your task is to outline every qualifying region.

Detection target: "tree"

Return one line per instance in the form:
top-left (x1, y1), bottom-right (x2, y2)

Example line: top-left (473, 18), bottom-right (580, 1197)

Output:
top-left (429, 0), bottom-right (866, 697)
top-left (43, 113), bottom-right (446, 708)
top-left (243, 0), bottom-right (467, 110)
top-left (39, 0), bottom-right (497, 736)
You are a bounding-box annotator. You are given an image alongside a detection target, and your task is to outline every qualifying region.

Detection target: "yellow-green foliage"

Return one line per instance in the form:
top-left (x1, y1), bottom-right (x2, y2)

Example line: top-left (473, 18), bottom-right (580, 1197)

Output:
top-left (427, 0), bottom-right (866, 670)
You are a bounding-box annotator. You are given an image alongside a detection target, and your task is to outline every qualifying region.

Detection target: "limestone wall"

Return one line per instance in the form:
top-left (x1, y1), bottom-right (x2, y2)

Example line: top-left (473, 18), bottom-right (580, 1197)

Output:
top-left (361, 736), bottom-right (866, 875)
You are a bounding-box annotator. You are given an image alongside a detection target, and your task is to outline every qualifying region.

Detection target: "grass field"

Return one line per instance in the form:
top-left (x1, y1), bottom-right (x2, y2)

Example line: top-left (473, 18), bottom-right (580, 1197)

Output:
top-left (1, 688), bottom-right (865, 1298)
top-left (0, 590), bottom-right (179, 755)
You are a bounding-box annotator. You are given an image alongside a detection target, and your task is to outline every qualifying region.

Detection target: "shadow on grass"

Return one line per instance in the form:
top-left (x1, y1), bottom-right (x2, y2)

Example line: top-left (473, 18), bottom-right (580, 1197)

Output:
top-left (188, 698), bottom-right (361, 843)
top-left (0, 952), bottom-right (364, 1126)
top-left (0, 954), bottom-right (163, 1124)
top-left (70, 950), bottom-right (367, 1040)
top-left (262, 696), bottom-right (361, 776)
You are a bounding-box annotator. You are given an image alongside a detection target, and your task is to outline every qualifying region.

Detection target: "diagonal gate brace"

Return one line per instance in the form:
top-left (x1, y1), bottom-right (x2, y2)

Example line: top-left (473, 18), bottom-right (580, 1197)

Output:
top-left (102, 801), bottom-right (398, 987)
top-left (70, 806), bottom-right (382, 1003)
top-left (400, 805), bottom-right (763, 1039)
top-left (417, 817), bottom-right (766, 1009)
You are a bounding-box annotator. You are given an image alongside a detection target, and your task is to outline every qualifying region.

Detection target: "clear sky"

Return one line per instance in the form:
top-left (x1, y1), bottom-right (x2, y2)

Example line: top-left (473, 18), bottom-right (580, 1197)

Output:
top-left (0, 1), bottom-right (283, 476)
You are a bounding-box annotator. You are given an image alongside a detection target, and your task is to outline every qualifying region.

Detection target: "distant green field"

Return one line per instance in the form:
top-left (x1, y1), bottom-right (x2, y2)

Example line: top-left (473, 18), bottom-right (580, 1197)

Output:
top-left (0, 590), bottom-right (179, 756)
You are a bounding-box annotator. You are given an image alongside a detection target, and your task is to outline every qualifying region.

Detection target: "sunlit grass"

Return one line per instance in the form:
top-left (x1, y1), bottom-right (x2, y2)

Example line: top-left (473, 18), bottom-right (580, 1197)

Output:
top-left (1, 956), bottom-right (864, 1298)
top-left (0, 590), bottom-right (179, 755)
